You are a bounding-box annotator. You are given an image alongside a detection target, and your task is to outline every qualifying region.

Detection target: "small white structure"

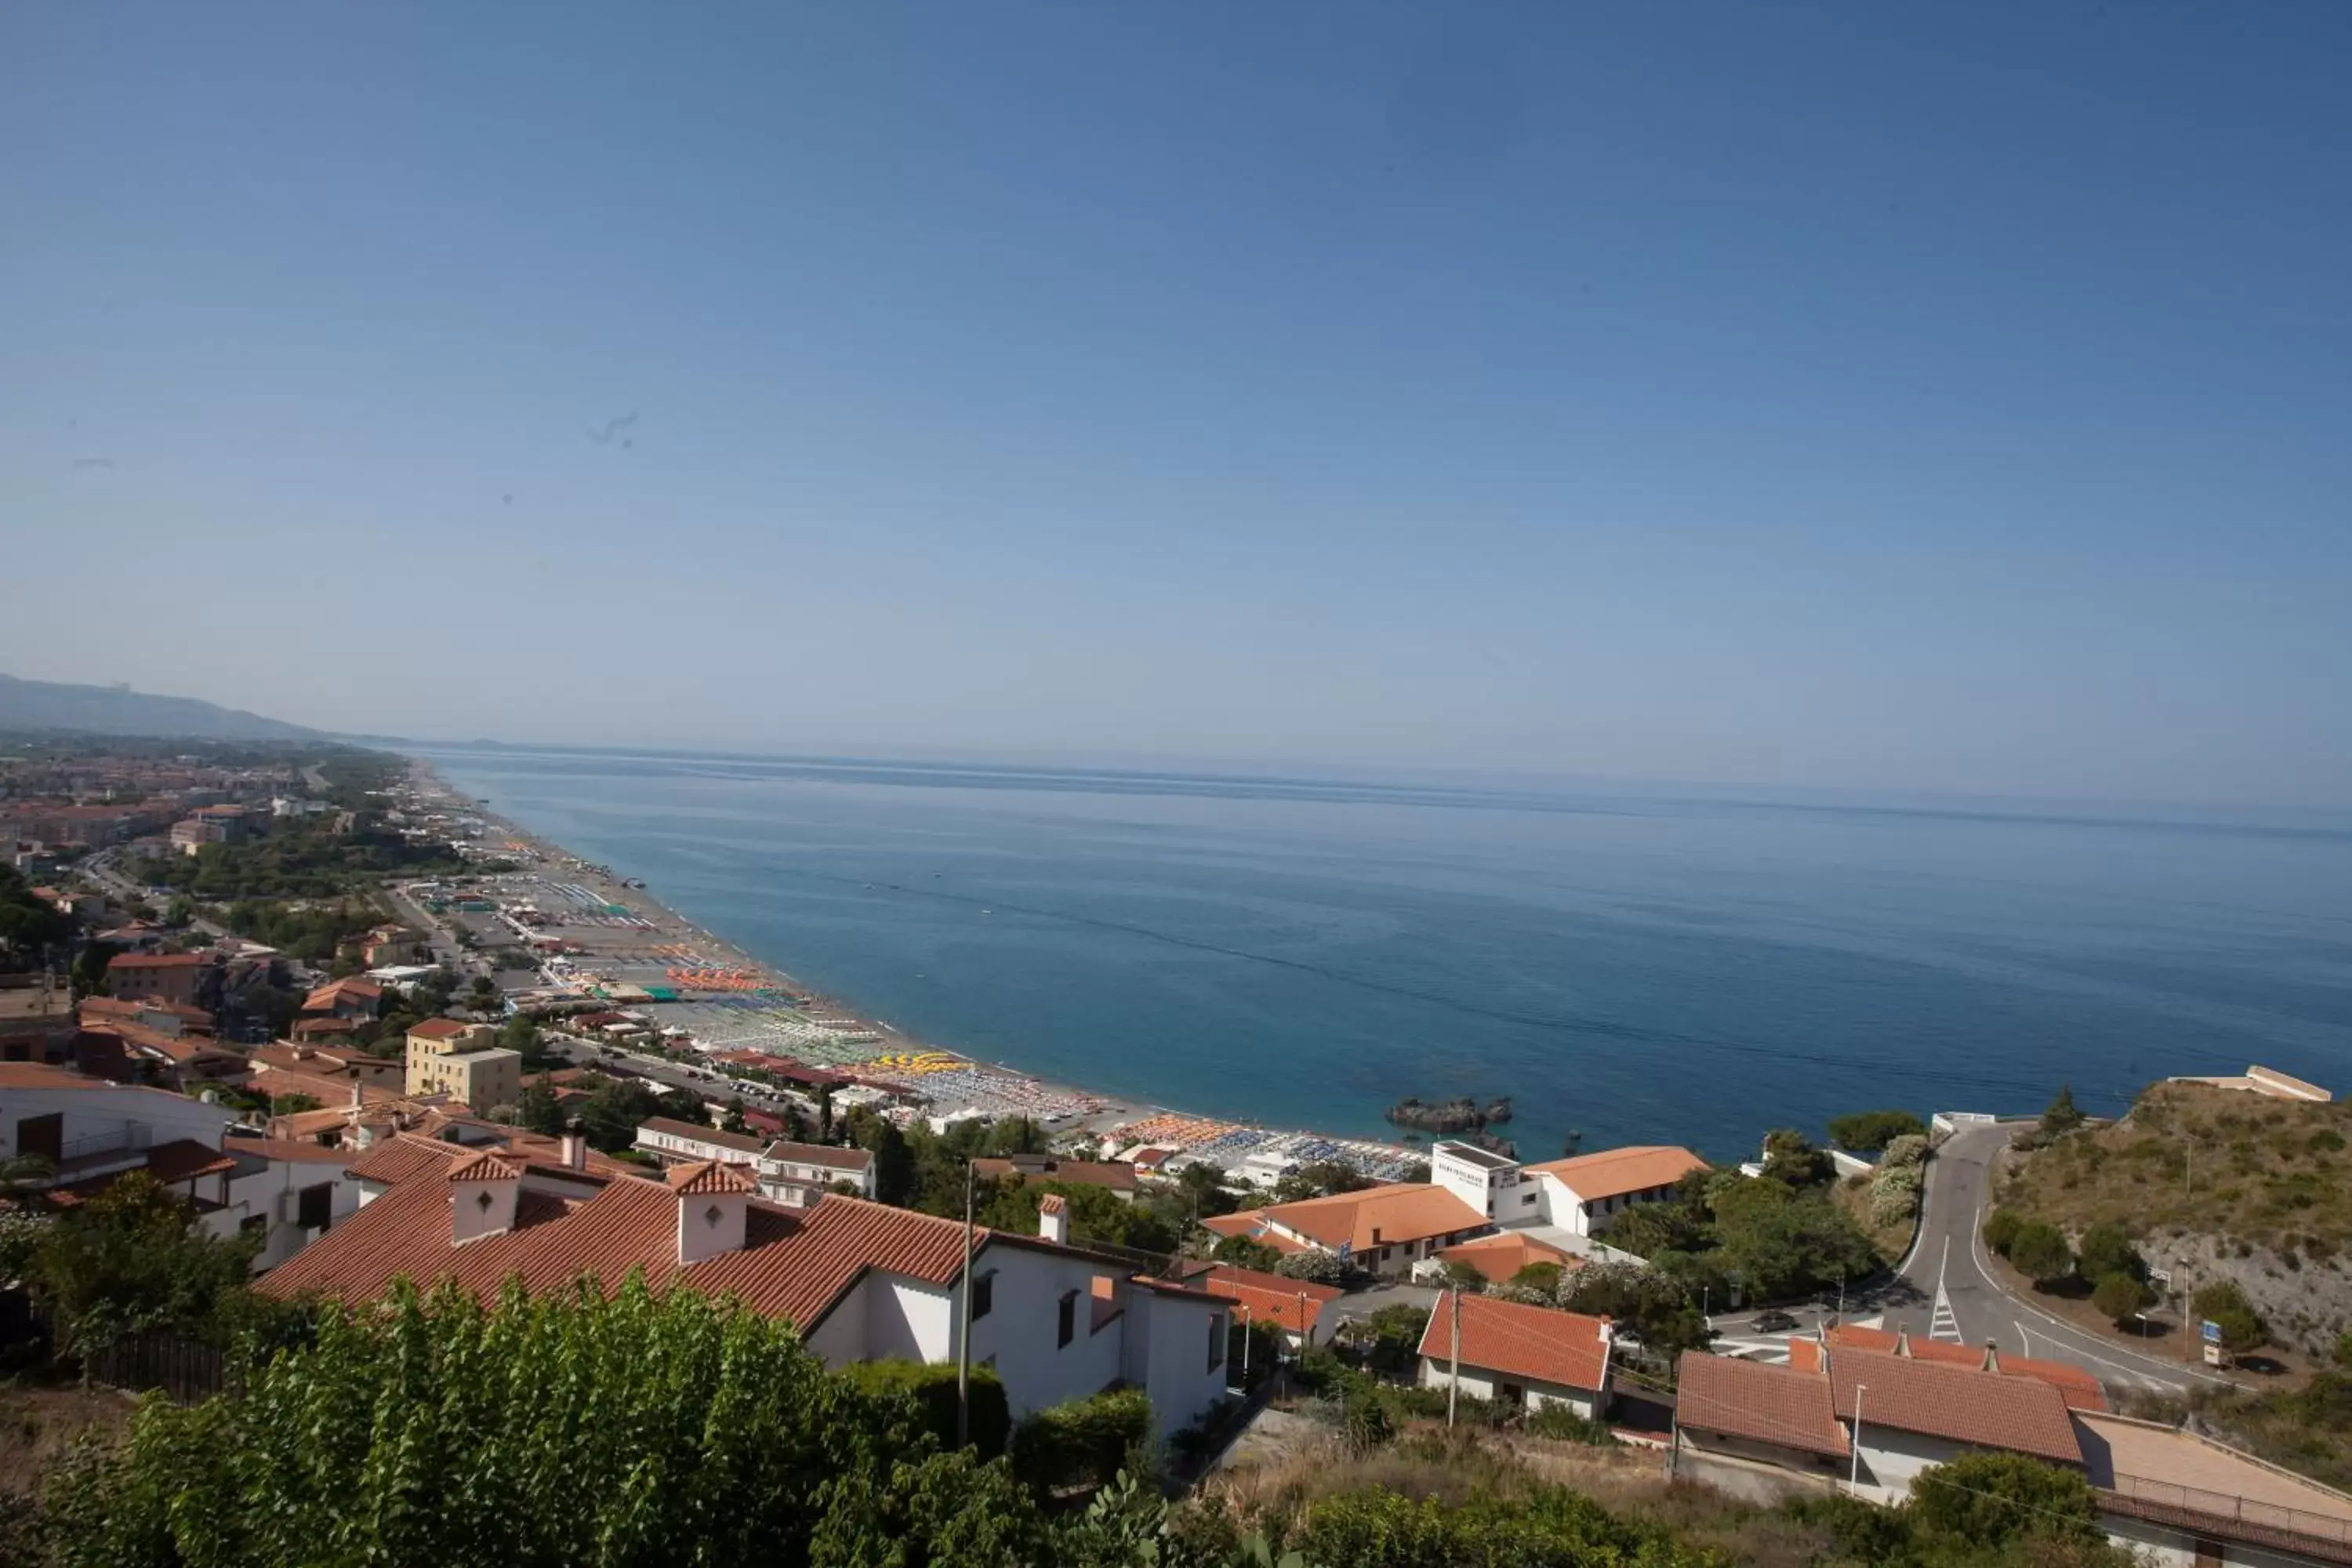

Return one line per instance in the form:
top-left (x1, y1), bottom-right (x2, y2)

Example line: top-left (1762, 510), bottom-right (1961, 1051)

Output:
top-left (757, 1139), bottom-right (876, 1206)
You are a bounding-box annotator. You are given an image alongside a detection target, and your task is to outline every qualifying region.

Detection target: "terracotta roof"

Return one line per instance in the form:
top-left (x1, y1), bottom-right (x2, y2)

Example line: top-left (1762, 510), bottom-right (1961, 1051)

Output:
top-left (1247, 1182), bottom-right (1488, 1252)
top-left (1675, 1352), bottom-right (1849, 1458)
top-left (1037, 1193), bottom-right (1067, 1214)
top-left (760, 1139), bottom-right (873, 1172)
top-left (1437, 1229), bottom-right (1577, 1284)
top-left (1824, 1325), bottom-right (2109, 1412)
top-left (637, 1116), bottom-right (765, 1156)
top-left (256, 1168), bottom-right (975, 1338)
top-left (408, 1018), bottom-right (476, 1040)
top-left (1200, 1265), bottom-right (1341, 1335)
top-left (1198, 1210), bottom-right (1310, 1254)
top-left (666, 1160), bottom-right (758, 1196)
top-left (1828, 1344), bottom-right (2081, 1464)
top-left (1521, 1145), bottom-right (1710, 1202)
top-left (78, 996), bottom-right (212, 1025)
top-left (1785, 1337), bottom-right (1823, 1374)
top-left (142, 1138), bottom-right (241, 1184)
top-left (0, 1062), bottom-right (95, 1090)
top-left (448, 1151), bottom-right (524, 1182)
top-left (1415, 1292), bottom-right (1611, 1392)
top-left (223, 1134), bottom-right (356, 1166)
top-left (107, 952), bottom-right (216, 970)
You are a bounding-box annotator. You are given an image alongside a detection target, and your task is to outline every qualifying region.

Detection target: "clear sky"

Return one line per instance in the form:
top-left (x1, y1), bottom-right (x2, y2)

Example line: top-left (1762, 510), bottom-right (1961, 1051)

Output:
top-left (5, 2), bottom-right (2349, 804)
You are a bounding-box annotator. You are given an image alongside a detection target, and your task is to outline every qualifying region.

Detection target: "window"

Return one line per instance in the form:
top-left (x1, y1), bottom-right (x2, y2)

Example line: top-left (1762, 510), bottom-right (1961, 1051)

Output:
top-left (1208, 1313), bottom-right (1225, 1373)
top-left (296, 1183), bottom-right (333, 1231)
top-left (241, 1214), bottom-right (267, 1236)
top-left (1058, 1290), bottom-right (1077, 1348)
top-left (972, 1270), bottom-right (995, 1322)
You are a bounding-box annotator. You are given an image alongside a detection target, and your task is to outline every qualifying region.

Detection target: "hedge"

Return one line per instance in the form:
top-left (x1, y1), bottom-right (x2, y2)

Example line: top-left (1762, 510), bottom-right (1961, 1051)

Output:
top-left (839, 1358), bottom-right (1011, 1460)
top-left (1009, 1386), bottom-right (1153, 1492)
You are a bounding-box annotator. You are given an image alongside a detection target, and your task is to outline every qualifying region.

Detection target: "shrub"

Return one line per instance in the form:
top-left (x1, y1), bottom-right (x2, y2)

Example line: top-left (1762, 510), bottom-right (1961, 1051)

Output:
top-left (1827, 1110), bottom-right (1928, 1153)
top-left (2076, 1221), bottom-right (2144, 1283)
top-left (1340, 1386), bottom-right (1394, 1452)
top-left (2191, 1280), bottom-right (2270, 1353)
top-left (1523, 1403), bottom-right (1616, 1444)
top-left (2042, 1085), bottom-right (2086, 1136)
top-left (1879, 1132), bottom-right (1929, 1170)
top-left (2007, 1221), bottom-right (2076, 1286)
top-left (2091, 1272), bottom-right (2155, 1327)
top-left (1509, 1261), bottom-right (1563, 1295)
top-left (1276, 1249), bottom-right (1348, 1286)
top-left (1008, 1387), bottom-right (1152, 1493)
top-left (840, 1358), bottom-right (1010, 1460)
top-left (1910, 1450), bottom-right (2105, 1549)
top-left (1981, 1209), bottom-right (2024, 1256)
top-left (1210, 1232), bottom-right (1283, 1272)
top-left (1868, 1163), bottom-right (1922, 1228)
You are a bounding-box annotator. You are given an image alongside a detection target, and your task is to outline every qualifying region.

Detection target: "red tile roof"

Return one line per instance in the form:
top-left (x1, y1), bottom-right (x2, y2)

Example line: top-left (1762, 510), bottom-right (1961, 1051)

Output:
top-left (1824, 1325), bottom-right (2109, 1411)
top-left (1197, 1210), bottom-right (1310, 1254)
top-left (256, 1166), bottom-right (975, 1338)
top-left (408, 1018), bottom-right (477, 1040)
top-left (448, 1151), bottom-right (524, 1183)
top-left (1522, 1145), bottom-right (1710, 1202)
top-left (1242, 1182), bottom-right (1488, 1252)
top-left (637, 1116), bottom-right (765, 1156)
top-left (1415, 1292), bottom-right (1611, 1392)
top-left (666, 1160), bottom-right (757, 1196)
top-left (1200, 1265), bottom-right (1341, 1336)
top-left (1828, 1345), bottom-right (2082, 1464)
top-left (1038, 1194), bottom-right (1067, 1214)
top-left (1676, 1352), bottom-right (1849, 1458)
top-left (1437, 1230), bottom-right (1576, 1285)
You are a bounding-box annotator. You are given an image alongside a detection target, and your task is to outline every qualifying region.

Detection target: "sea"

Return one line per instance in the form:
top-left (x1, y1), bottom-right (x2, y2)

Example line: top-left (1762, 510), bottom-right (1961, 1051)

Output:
top-left (413, 745), bottom-right (2352, 1164)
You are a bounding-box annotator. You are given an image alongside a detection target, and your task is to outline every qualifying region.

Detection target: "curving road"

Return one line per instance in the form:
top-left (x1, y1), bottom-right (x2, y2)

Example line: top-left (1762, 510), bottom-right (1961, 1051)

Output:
top-left (1874, 1119), bottom-right (2234, 1397)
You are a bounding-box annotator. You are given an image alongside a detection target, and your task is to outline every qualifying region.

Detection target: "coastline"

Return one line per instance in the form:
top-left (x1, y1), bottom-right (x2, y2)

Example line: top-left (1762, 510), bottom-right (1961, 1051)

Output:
top-left (401, 756), bottom-right (1428, 1179)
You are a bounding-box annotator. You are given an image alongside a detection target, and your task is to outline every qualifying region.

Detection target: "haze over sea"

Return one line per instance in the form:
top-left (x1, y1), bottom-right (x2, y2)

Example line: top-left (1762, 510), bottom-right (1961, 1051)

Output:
top-left (419, 746), bottom-right (2352, 1163)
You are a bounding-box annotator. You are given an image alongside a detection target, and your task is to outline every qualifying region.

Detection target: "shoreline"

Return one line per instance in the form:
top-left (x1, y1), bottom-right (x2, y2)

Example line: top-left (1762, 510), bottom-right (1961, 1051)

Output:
top-left (400, 756), bottom-right (1430, 1179)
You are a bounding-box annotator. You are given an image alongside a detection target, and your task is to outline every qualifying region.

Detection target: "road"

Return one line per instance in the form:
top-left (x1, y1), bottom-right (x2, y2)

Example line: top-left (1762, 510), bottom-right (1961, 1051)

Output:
top-left (1875, 1119), bottom-right (2232, 1396)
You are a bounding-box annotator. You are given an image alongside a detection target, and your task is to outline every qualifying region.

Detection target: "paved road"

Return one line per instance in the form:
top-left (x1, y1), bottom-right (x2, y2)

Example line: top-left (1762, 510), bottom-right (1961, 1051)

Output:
top-left (1876, 1120), bottom-right (2232, 1396)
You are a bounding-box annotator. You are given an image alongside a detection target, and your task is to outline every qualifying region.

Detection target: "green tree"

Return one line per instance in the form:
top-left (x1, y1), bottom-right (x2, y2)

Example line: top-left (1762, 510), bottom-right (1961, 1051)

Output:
top-left (1981, 1208), bottom-right (2024, 1256)
top-left (45, 1276), bottom-right (1056, 1568)
top-left (1210, 1232), bottom-right (1283, 1272)
top-left (1174, 1160), bottom-right (1239, 1219)
top-left (515, 1073), bottom-right (566, 1137)
top-left (2075, 1221), bottom-right (2144, 1283)
top-left (2192, 1279), bottom-right (2270, 1353)
top-left (1271, 1161), bottom-right (1372, 1203)
top-left (1759, 1129), bottom-right (1835, 1189)
top-left (1276, 1250), bottom-right (1348, 1286)
top-left (2041, 1084), bottom-right (2086, 1136)
top-left (2007, 1221), bottom-right (2077, 1287)
top-left (1560, 1261), bottom-right (1714, 1360)
top-left (269, 1093), bottom-right (324, 1116)
top-left (1826, 1109), bottom-right (1928, 1153)
top-left (23, 1172), bottom-right (263, 1359)
top-left (1908, 1450), bottom-right (2106, 1551)
top-left (2091, 1272), bottom-right (2155, 1327)
top-left (979, 1178), bottom-right (1178, 1254)
top-left (854, 1113), bottom-right (916, 1207)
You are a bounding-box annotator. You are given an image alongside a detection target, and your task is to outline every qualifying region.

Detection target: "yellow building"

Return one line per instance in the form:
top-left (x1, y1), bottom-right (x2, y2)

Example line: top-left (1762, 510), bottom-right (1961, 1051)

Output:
top-left (405, 1018), bottom-right (523, 1111)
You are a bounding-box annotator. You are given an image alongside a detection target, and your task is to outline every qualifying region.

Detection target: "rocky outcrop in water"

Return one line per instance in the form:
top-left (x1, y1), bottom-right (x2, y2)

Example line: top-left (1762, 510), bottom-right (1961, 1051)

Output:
top-left (1387, 1094), bottom-right (1517, 1144)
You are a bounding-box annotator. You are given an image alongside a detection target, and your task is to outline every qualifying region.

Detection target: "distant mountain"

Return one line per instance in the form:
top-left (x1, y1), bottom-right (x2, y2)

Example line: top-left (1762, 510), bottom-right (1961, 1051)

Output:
top-left (0, 674), bottom-right (319, 741)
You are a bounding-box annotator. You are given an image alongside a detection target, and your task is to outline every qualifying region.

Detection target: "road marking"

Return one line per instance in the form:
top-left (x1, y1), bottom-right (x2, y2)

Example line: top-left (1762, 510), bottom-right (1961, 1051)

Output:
top-left (1967, 1203), bottom-right (2230, 1390)
top-left (1929, 1282), bottom-right (1964, 1342)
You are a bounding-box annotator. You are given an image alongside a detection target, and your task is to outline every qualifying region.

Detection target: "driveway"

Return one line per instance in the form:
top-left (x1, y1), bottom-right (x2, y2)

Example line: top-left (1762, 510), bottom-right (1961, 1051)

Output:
top-left (1874, 1119), bottom-right (2234, 1396)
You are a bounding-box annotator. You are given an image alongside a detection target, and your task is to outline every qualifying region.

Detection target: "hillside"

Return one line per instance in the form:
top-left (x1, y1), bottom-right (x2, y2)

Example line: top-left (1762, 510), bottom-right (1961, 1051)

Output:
top-left (1995, 1080), bottom-right (2352, 1356)
top-left (0, 674), bottom-right (317, 741)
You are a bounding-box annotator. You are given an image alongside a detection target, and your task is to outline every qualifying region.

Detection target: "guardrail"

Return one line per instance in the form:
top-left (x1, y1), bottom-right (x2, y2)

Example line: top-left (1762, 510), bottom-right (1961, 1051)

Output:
top-left (2109, 1473), bottom-right (2352, 1545)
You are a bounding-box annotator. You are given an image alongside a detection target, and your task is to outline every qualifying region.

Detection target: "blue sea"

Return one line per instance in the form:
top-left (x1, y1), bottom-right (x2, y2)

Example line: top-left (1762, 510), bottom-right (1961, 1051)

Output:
top-left (414, 746), bottom-right (2352, 1163)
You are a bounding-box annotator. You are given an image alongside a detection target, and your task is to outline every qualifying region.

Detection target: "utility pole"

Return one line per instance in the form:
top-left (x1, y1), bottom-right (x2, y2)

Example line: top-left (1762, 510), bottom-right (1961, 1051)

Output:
top-left (956, 1158), bottom-right (975, 1448)
top-left (1239, 1305), bottom-right (1251, 1386)
top-left (1447, 1287), bottom-right (1462, 1428)
top-left (1849, 1384), bottom-right (1867, 1490)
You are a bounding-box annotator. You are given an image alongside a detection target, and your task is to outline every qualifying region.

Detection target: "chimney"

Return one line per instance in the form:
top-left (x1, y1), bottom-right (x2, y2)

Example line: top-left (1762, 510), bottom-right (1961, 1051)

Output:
top-left (1038, 1192), bottom-right (1069, 1246)
top-left (1982, 1342), bottom-right (2002, 1373)
top-left (670, 1161), bottom-right (755, 1265)
top-left (449, 1151), bottom-right (523, 1242)
top-left (560, 1119), bottom-right (586, 1171)
top-left (1892, 1328), bottom-right (1911, 1358)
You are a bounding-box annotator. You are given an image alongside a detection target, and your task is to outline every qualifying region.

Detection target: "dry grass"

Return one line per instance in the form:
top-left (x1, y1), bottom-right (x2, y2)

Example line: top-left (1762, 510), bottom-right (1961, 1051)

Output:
top-left (1201, 1422), bottom-right (1835, 1568)
top-left (0, 1383), bottom-right (133, 1498)
top-left (1831, 1171), bottom-right (1917, 1265)
top-left (2000, 1084), bottom-right (2352, 1252)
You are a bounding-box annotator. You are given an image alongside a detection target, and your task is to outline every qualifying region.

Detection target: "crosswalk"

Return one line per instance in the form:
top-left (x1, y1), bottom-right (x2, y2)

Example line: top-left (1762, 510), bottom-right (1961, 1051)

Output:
top-left (1927, 1282), bottom-right (1963, 1342)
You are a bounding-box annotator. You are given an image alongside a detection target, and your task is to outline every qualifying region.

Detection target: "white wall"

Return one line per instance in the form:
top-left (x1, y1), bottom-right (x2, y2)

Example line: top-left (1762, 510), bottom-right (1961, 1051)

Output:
top-left (221, 1160), bottom-right (363, 1270)
top-left (2098, 1512), bottom-right (2318, 1568)
top-left (964, 1243), bottom-right (1129, 1418)
top-left (0, 1083), bottom-right (236, 1179)
top-left (1851, 1426), bottom-right (1971, 1503)
top-left (1135, 1288), bottom-right (1229, 1439)
top-left (1418, 1356), bottom-right (1598, 1419)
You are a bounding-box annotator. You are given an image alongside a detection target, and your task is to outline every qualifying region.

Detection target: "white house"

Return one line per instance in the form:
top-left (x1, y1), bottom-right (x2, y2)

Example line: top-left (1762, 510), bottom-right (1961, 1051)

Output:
top-left (0, 1062), bottom-right (356, 1272)
top-left (1515, 1145), bottom-right (1710, 1238)
top-left (1415, 1290), bottom-right (1613, 1419)
top-left (261, 1144), bottom-right (1236, 1439)
top-left (1200, 1181), bottom-right (1490, 1279)
top-left (756, 1139), bottom-right (876, 1206)
top-left (633, 1116), bottom-right (768, 1168)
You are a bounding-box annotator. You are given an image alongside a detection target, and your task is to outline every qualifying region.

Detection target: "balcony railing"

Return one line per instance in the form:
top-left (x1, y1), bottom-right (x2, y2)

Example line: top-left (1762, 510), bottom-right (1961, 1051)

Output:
top-left (2107, 1472), bottom-right (2352, 1546)
top-left (60, 1123), bottom-right (154, 1163)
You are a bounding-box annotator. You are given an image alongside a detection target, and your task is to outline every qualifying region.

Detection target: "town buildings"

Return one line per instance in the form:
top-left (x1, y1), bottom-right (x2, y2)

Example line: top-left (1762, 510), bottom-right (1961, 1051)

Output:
top-left (404, 1018), bottom-right (521, 1110)
top-left (104, 950), bottom-right (220, 1008)
top-left (1672, 1330), bottom-right (2352, 1567)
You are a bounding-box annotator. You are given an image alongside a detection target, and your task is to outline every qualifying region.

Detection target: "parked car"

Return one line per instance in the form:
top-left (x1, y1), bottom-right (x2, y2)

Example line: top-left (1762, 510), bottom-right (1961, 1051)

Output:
top-left (1751, 1309), bottom-right (1799, 1333)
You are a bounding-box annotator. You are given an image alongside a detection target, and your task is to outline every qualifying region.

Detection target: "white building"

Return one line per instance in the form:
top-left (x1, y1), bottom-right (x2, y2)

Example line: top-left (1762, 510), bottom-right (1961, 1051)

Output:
top-left (1415, 1290), bottom-right (1613, 1420)
top-left (0, 1063), bottom-right (357, 1271)
top-left (1513, 1145), bottom-right (1710, 1238)
top-left (756, 1139), bottom-right (876, 1206)
top-left (263, 1141), bottom-right (1236, 1439)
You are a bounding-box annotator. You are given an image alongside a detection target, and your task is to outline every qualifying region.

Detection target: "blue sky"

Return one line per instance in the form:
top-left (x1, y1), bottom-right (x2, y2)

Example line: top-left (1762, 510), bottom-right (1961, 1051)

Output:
top-left (5, 2), bottom-right (2349, 803)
